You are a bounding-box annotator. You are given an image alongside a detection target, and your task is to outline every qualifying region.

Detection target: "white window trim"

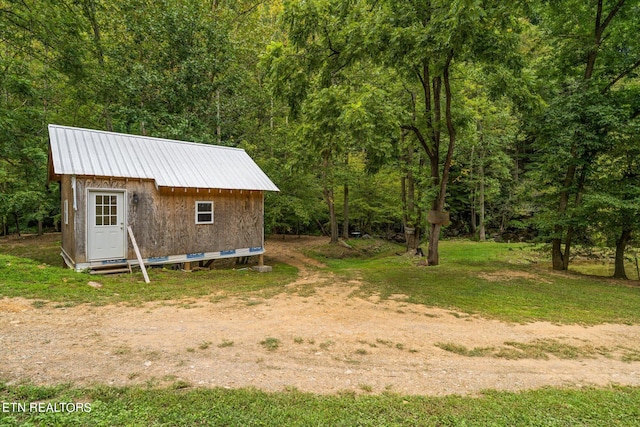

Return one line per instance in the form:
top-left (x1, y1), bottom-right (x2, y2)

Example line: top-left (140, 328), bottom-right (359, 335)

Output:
top-left (195, 201), bottom-right (214, 224)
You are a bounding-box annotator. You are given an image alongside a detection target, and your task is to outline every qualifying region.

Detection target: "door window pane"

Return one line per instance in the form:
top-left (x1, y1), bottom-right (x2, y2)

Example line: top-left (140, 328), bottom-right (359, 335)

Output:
top-left (95, 193), bottom-right (119, 227)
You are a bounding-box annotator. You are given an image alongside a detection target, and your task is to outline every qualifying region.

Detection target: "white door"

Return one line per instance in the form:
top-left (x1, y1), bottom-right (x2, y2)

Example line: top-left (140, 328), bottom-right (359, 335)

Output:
top-left (88, 191), bottom-right (126, 261)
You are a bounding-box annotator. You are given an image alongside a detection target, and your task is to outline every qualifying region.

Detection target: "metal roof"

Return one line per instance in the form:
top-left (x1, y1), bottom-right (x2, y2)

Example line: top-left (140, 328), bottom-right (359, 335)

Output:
top-left (48, 124), bottom-right (279, 192)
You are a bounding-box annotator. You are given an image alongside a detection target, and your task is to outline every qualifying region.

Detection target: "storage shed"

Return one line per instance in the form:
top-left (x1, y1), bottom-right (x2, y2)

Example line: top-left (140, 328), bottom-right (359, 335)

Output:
top-left (47, 124), bottom-right (279, 272)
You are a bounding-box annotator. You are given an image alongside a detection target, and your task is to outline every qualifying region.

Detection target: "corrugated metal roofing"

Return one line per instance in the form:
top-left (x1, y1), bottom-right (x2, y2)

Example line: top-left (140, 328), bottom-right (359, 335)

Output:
top-left (48, 124), bottom-right (279, 192)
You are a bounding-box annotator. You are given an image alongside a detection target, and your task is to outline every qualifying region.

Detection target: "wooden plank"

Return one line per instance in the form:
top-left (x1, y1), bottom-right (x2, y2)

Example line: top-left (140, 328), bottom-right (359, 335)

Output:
top-left (90, 268), bottom-right (131, 275)
top-left (60, 175), bottom-right (77, 263)
top-left (127, 225), bottom-right (150, 283)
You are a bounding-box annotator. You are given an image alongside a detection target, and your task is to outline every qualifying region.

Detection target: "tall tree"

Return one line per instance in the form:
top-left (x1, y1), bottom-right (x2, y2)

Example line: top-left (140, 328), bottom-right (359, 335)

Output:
top-left (273, 0), bottom-right (522, 263)
top-left (532, 0), bottom-right (640, 270)
top-left (583, 115), bottom-right (640, 279)
top-left (263, 6), bottom-right (401, 243)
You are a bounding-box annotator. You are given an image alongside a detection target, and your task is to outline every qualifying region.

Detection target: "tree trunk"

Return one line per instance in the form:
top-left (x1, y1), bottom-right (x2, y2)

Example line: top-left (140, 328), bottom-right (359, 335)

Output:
top-left (270, 97), bottom-right (274, 130)
top-left (402, 141), bottom-right (420, 251)
top-left (552, 235), bottom-right (564, 270)
top-left (38, 220), bottom-right (43, 236)
top-left (553, 161), bottom-right (577, 270)
top-left (562, 226), bottom-right (574, 270)
top-left (479, 156), bottom-right (486, 242)
top-left (320, 153), bottom-right (338, 243)
top-left (406, 53), bottom-right (455, 265)
top-left (561, 167), bottom-right (588, 270)
top-left (325, 186), bottom-right (338, 244)
top-left (427, 53), bottom-right (456, 266)
top-left (13, 212), bottom-right (20, 237)
top-left (401, 175), bottom-right (407, 230)
top-left (469, 145), bottom-right (477, 235)
top-left (613, 228), bottom-right (632, 279)
top-left (476, 124), bottom-right (486, 241)
top-left (427, 223), bottom-right (441, 265)
top-left (470, 202), bottom-right (477, 235)
top-left (342, 182), bottom-right (349, 239)
top-left (342, 154), bottom-right (350, 239)
top-left (315, 219), bottom-right (328, 237)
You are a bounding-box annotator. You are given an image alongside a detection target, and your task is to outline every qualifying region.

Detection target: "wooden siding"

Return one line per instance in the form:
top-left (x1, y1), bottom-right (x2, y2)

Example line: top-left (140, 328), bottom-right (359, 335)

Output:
top-left (73, 178), bottom-right (263, 263)
top-left (60, 175), bottom-right (76, 262)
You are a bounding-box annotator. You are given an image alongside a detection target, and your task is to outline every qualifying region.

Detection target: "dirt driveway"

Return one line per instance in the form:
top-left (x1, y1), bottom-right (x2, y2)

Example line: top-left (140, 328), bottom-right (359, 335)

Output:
top-left (1, 236), bottom-right (640, 396)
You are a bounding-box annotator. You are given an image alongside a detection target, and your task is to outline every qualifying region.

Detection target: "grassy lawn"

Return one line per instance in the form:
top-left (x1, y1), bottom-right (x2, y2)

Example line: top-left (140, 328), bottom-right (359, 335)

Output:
top-left (310, 239), bottom-right (640, 325)
top-left (1, 382), bottom-right (639, 426)
top-left (0, 234), bottom-right (297, 306)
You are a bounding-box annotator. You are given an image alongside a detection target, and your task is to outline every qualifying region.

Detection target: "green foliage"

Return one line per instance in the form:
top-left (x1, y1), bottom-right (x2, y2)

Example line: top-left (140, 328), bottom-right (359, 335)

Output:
top-left (0, 50), bottom-right (52, 234)
top-left (335, 158), bottom-right (403, 234)
top-left (527, 0), bottom-right (640, 268)
top-left (1, 0), bottom-right (639, 267)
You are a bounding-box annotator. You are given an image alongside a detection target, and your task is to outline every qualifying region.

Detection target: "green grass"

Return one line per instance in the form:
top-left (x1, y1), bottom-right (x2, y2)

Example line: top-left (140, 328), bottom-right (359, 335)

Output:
top-left (436, 339), bottom-right (604, 360)
top-left (571, 260), bottom-right (640, 280)
top-left (260, 337), bottom-right (281, 351)
top-left (0, 253), bottom-right (297, 306)
top-left (0, 237), bottom-right (298, 306)
top-left (0, 233), bottom-right (63, 266)
top-left (306, 238), bottom-right (404, 260)
top-left (1, 382), bottom-right (640, 426)
top-left (217, 339), bottom-right (234, 348)
top-left (315, 240), bottom-right (640, 325)
top-left (436, 342), bottom-right (495, 357)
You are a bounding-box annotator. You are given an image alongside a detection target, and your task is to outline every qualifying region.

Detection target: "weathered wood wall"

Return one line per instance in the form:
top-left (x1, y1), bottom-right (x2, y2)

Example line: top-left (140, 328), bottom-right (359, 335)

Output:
top-left (60, 175), bottom-right (75, 261)
top-left (72, 177), bottom-right (264, 263)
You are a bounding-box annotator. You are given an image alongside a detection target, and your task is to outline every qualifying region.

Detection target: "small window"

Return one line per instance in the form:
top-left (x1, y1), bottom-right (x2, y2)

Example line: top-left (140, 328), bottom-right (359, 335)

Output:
top-left (196, 201), bottom-right (213, 224)
top-left (64, 200), bottom-right (69, 225)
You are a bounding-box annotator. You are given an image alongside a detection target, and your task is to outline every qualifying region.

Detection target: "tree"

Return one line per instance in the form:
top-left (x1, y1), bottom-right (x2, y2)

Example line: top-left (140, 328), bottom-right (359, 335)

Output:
top-left (449, 67), bottom-right (520, 241)
top-left (263, 9), bottom-right (401, 242)
top-left (583, 115), bottom-right (640, 279)
top-left (274, 0), bottom-right (523, 263)
top-left (0, 9), bottom-right (60, 235)
top-left (531, 0), bottom-right (640, 270)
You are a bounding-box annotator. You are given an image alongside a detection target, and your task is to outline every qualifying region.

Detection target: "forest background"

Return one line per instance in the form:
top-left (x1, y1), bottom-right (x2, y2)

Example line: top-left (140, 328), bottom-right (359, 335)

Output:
top-left (1, 0), bottom-right (639, 277)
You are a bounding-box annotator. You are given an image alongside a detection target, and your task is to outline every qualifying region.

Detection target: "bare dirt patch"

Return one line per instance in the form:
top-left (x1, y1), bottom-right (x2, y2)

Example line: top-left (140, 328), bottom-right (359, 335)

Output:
top-left (478, 270), bottom-right (552, 284)
top-left (1, 235), bottom-right (640, 396)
